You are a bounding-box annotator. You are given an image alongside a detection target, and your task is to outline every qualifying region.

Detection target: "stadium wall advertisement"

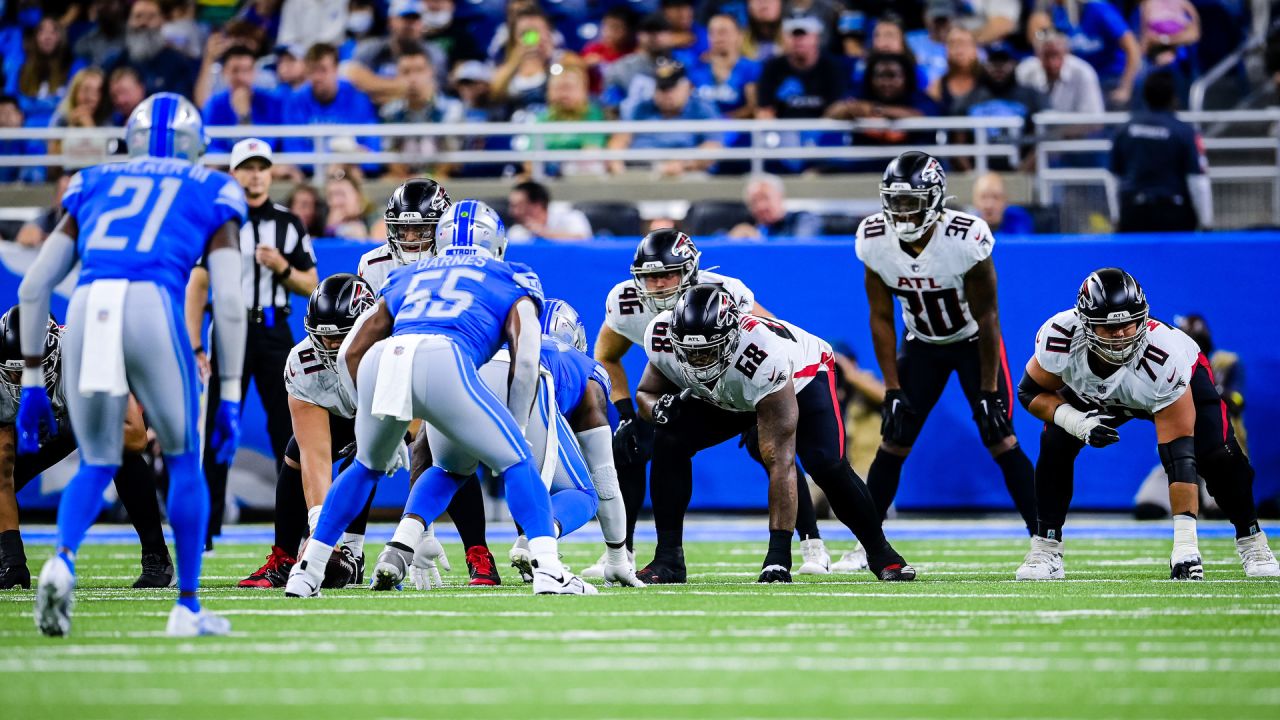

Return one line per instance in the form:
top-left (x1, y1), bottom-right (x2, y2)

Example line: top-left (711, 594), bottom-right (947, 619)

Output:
top-left (3, 231), bottom-right (1277, 514)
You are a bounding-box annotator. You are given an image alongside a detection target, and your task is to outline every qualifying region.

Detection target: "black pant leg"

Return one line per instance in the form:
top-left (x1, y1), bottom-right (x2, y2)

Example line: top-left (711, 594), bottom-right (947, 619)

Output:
top-left (1034, 422), bottom-right (1086, 540)
top-left (447, 477), bottom-right (488, 549)
top-left (1188, 361), bottom-right (1260, 536)
top-left (114, 452), bottom-right (168, 556)
top-left (253, 322), bottom-right (296, 470)
top-left (13, 425), bottom-right (78, 493)
top-left (616, 419), bottom-right (653, 552)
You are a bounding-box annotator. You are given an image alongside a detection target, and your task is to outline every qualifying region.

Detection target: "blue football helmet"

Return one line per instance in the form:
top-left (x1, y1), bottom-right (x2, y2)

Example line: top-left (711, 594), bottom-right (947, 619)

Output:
top-left (435, 199), bottom-right (508, 260)
top-left (125, 92), bottom-right (207, 163)
top-left (541, 298), bottom-right (587, 353)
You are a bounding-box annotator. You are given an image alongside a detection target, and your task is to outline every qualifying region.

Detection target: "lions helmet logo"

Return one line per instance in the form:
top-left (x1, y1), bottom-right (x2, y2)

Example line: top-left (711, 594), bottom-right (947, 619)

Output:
top-left (920, 158), bottom-right (944, 185)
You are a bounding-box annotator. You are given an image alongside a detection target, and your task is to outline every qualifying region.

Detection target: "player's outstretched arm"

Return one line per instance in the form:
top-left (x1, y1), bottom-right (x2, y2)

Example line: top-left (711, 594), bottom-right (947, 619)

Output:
top-left (339, 300), bottom-right (392, 393)
top-left (290, 395), bottom-right (334, 508)
top-left (504, 297), bottom-right (541, 434)
top-left (594, 323), bottom-right (634, 405)
top-left (756, 382), bottom-right (800, 535)
top-left (635, 363), bottom-right (681, 424)
top-left (864, 266), bottom-right (901, 389)
top-left (964, 258), bottom-right (1003, 393)
top-left (17, 215), bottom-right (79, 362)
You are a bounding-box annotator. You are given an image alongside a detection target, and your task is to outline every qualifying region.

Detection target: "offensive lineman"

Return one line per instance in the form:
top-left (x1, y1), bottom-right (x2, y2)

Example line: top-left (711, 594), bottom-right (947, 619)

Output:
top-left (19, 93), bottom-right (248, 636)
top-left (1016, 268), bottom-right (1279, 580)
top-left (852, 150), bottom-right (1036, 570)
top-left (637, 284), bottom-right (917, 583)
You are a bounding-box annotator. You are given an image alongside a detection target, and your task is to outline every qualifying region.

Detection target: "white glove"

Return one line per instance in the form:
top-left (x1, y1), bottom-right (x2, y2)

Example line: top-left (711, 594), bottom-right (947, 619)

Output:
top-left (386, 441), bottom-right (411, 476)
top-left (603, 560), bottom-right (645, 588)
top-left (410, 530), bottom-right (452, 590)
top-left (1053, 405), bottom-right (1120, 448)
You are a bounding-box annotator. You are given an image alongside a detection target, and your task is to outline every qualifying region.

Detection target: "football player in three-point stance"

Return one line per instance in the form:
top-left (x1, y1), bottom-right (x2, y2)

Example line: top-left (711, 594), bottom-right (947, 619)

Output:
top-left (636, 284), bottom-right (917, 583)
top-left (1017, 268), bottom-right (1279, 580)
top-left (851, 150), bottom-right (1037, 571)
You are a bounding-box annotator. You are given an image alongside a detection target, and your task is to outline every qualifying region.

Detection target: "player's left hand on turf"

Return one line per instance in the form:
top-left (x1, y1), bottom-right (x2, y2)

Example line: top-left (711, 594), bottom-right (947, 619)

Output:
top-left (604, 561), bottom-right (646, 588)
top-left (211, 400), bottom-right (241, 464)
top-left (16, 386), bottom-right (57, 454)
top-left (410, 534), bottom-right (451, 590)
top-left (976, 391), bottom-right (1014, 445)
top-left (652, 388), bottom-right (693, 426)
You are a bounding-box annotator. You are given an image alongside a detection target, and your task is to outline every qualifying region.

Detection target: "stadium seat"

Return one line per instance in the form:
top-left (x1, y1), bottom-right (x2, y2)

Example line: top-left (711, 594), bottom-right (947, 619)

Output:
top-left (684, 201), bottom-right (752, 236)
top-left (1028, 205), bottom-right (1061, 234)
top-left (575, 201), bottom-right (644, 238)
top-left (819, 213), bottom-right (866, 236)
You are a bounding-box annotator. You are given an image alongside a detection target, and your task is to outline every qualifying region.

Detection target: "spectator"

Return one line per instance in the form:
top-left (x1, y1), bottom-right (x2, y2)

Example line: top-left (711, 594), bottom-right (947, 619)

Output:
top-left (531, 61), bottom-right (608, 176)
top-left (971, 172), bottom-right (1034, 234)
top-left (0, 96), bottom-right (41, 183)
top-left (1016, 30), bottom-right (1104, 118)
top-left (107, 65), bottom-right (145, 125)
top-left (687, 13), bottom-right (761, 118)
top-left (928, 26), bottom-right (981, 116)
top-left (12, 175), bottom-right (72, 248)
top-left (421, 0), bottom-right (484, 81)
top-left (757, 15), bottom-right (847, 119)
top-left (287, 183), bottom-right (327, 238)
top-left (581, 6), bottom-right (637, 67)
top-left (908, 0), bottom-right (953, 88)
top-left (1139, 0), bottom-right (1200, 52)
top-left (728, 173), bottom-right (822, 239)
top-left (953, 42), bottom-right (1047, 163)
top-left (234, 0), bottom-right (283, 45)
top-left (162, 0), bottom-right (205, 59)
top-left (104, 0), bottom-right (196, 97)
top-left (323, 167), bottom-right (377, 239)
top-left (48, 67), bottom-right (111, 164)
top-left (506, 179), bottom-right (594, 243)
top-left (13, 18), bottom-right (75, 123)
top-left (827, 52), bottom-right (937, 150)
top-left (488, 0), bottom-right (565, 63)
top-left (342, 0), bottom-right (382, 56)
top-left (277, 0), bottom-right (346, 49)
top-left (73, 0), bottom-right (128, 67)
top-left (955, 0), bottom-right (1022, 44)
top-left (192, 20), bottom-right (269, 107)
top-left (492, 9), bottom-right (578, 117)
top-left (342, 0), bottom-right (428, 105)
top-left (608, 59), bottom-right (723, 176)
top-left (601, 13), bottom-right (671, 115)
top-left (1108, 70), bottom-right (1210, 232)
top-left (202, 46), bottom-right (284, 154)
top-left (379, 43), bottom-right (465, 179)
top-left (861, 13), bottom-right (929, 89)
top-left (273, 43), bottom-right (307, 92)
top-left (661, 0), bottom-right (706, 64)
top-left (280, 43), bottom-right (381, 177)
top-left (744, 0), bottom-right (784, 61)
top-left (788, 0), bottom-right (843, 42)
top-left (1028, 0), bottom-right (1141, 108)
top-left (451, 59), bottom-right (496, 116)
top-left (837, 10), bottom-right (868, 67)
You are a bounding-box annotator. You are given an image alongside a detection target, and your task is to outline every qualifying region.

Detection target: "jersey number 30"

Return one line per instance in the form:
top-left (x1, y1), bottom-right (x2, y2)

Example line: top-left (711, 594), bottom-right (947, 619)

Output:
top-left (399, 267), bottom-right (485, 320)
top-left (84, 176), bottom-right (183, 253)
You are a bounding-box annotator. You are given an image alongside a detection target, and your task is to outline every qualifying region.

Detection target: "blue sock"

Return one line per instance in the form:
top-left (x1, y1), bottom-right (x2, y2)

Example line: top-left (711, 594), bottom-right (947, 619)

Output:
top-left (56, 463), bottom-right (118, 556)
top-left (166, 452), bottom-right (208, 609)
top-left (313, 462), bottom-right (380, 547)
top-left (404, 466), bottom-right (467, 525)
top-left (503, 459), bottom-right (555, 539)
top-left (57, 549), bottom-right (75, 575)
top-left (551, 487), bottom-right (599, 538)
top-left (177, 594), bottom-right (200, 613)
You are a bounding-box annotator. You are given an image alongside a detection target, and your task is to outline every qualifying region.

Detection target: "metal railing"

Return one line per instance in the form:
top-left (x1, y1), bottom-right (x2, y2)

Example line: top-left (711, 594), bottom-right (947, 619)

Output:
top-left (1189, 35), bottom-right (1263, 112)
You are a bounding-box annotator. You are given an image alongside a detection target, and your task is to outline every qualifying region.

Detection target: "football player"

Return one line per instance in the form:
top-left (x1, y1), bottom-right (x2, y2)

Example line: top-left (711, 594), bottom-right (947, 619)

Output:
top-left (849, 150), bottom-right (1036, 571)
top-left (19, 93), bottom-right (248, 636)
top-left (636, 284), bottom-right (917, 583)
top-left (0, 307), bottom-right (173, 590)
top-left (1017, 268), bottom-right (1280, 580)
top-left (286, 200), bottom-right (594, 597)
top-left (593, 229), bottom-right (834, 580)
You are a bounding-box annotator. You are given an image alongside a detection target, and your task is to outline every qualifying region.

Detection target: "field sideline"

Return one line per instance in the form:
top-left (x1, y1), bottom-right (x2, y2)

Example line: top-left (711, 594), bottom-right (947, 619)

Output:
top-left (1, 518), bottom-right (1278, 720)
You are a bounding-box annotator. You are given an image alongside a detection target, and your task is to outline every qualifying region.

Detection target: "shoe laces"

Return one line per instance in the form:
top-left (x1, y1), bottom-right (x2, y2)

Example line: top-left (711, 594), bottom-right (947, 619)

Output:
top-left (1240, 541), bottom-right (1276, 565)
top-left (262, 546), bottom-right (295, 572)
top-left (1024, 548), bottom-right (1058, 566)
top-left (466, 546), bottom-right (495, 576)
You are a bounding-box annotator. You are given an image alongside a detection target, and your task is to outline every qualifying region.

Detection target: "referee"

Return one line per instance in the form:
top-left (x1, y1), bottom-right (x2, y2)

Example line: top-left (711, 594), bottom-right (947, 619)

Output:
top-left (186, 138), bottom-right (319, 548)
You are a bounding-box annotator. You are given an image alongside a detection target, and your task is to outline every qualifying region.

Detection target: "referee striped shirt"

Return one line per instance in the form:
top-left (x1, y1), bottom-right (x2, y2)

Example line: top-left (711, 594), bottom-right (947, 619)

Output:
top-left (240, 202), bottom-right (316, 309)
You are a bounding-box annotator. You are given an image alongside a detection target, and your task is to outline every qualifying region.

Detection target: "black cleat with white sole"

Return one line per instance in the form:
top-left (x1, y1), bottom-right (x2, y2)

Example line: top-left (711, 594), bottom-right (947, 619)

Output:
top-left (1170, 556), bottom-right (1204, 581)
top-left (0, 563), bottom-right (31, 590)
top-left (757, 565), bottom-right (793, 583)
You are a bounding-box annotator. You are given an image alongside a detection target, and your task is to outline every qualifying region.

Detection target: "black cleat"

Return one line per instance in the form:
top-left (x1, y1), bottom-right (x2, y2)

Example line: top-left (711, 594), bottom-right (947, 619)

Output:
top-left (876, 563), bottom-right (917, 582)
top-left (757, 564), bottom-right (793, 583)
top-left (353, 549), bottom-right (365, 586)
top-left (133, 552), bottom-right (176, 588)
top-left (0, 563), bottom-right (31, 589)
top-left (636, 550), bottom-right (687, 585)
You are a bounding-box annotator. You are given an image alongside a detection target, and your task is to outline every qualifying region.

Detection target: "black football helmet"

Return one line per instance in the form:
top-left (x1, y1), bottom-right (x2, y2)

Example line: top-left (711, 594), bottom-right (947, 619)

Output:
top-left (670, 284), bottom-right (742, 387)
top-left (385, 178), bottom-right (451, 263)
top-left (880, 151), bottom-right (948, 242)
top-left (304, 274), bottom-right (376, 370)
top-left (631, 228), bottom-right (700, 312)
top-left (0, 305), bottom-right (61, 402)
top-left (1076, 268), bottom-right (1150, 364)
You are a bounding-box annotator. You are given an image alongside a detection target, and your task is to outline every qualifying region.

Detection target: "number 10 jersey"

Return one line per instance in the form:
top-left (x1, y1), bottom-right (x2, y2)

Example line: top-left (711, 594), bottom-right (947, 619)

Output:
top-left (855, 208), bottom-right (995, 345)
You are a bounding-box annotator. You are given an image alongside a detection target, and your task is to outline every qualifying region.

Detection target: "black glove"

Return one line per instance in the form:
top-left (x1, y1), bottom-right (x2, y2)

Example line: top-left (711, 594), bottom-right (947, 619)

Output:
top-left (880, 388), bottom-right (919, 445)
top-left (652, 389), bottom-right (692, 426)
top-left (338, 440), bottom-right (358, 459)
top-left (975, 391), bottom-right (1014, 445)
top-left (612, 398), bottom-right (652, 465)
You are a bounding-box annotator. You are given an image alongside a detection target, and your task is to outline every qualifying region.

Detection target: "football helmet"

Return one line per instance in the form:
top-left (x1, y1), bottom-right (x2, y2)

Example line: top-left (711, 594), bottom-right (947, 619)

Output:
top-left (304, 274), bottom-right (375, 371)
top-left (631, 228), bottom-right (700, 312)
top-left (1076, 267), bottom-right (1149, 365)
top-left (125, 92), bottom-right (206, 163)
top-left (385, 178), bottom-right (451, 264)
top-left (670, 284), bottom-right (741, 387)
top-left (435, 199), bottom-right (508, 260)
top-left (541, 298), bottom-right (587, 353)
top-left (880, 151), bottom-right (947, 242)
top-left (0, 306), bottom-right (61, 402)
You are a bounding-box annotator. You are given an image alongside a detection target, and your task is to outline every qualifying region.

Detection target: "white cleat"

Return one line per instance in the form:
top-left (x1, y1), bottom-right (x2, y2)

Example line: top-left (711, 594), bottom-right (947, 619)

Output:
top-left (370, 543), bottom-right (413, 591)
top-left (580, 550), bottom-right (608, 579)
top-left (1016, 536), bottom-right (1065, 580)
top-left (830, 544), bottom-right (868, 573)
top-left (533, 565), bottom-right (598, 595)
top-left (165, 605), bottom-right (232, 637)
top-left (797, 538), bottom-right (831, 575)
top-left (1237, 531), bottom-right (1280, 577)
top-left (509, 537), bottom-right (534, 583)
top-left (1170, 547), bottom-right (1204, 581)
top-left (34, 555), bottom-right (75, 637)
top-left (284, 562), bottom-right (322, 598)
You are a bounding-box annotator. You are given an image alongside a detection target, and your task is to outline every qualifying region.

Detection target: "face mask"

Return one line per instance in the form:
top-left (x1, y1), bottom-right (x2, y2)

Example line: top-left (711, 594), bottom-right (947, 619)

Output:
top-left (125, 28), bottom-right (166, 61)
top-left (347, 10), bottom-right (374, 35)
top-left (421, 10), bottom-right (453, 30)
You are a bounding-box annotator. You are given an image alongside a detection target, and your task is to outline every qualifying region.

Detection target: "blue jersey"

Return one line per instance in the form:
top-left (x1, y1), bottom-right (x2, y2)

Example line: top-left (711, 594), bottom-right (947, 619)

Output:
top-left (381, 254), bottom-right (544, 367)
top-left (63, 157), bottom-right (248, 298)
top-left (540, 337), bottom-right (611, 417)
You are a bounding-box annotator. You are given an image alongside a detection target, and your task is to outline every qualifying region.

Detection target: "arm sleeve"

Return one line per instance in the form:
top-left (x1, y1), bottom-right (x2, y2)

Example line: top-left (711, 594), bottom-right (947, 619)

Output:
top-left (17, 231), bottom-right (78, 358)
top-left (208, 246), bottom-right (247, 402)
top-left (507, 299), bottom-right (542, 433)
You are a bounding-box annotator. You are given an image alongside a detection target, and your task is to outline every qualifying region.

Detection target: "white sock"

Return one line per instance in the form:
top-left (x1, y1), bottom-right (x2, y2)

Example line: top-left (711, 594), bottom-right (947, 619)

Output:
top-left (299, 539), bottom-right (332, 583)
top-left (1173, 513), bottom-right (1199, 556)
top-left (528, 535), bottom-right (563, 575)
top-left (307, 506), bottom-right (322, 536)
top-left (391, 517), bottom-right (425, 549)
top-left (341, 533), bottom-right (365, 557)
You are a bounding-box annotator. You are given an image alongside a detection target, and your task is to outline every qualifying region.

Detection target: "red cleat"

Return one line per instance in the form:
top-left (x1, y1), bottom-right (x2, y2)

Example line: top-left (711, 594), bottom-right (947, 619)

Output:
top-left (465, 545), bottom-right (501, 586)
top-left (238, 546), bottom-right (296, 588)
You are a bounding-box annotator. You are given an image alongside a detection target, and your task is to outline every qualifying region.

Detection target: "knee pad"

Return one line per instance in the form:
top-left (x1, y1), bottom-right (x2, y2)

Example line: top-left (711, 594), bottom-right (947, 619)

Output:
top-left (1158, 436), bottom-right (1197, 487)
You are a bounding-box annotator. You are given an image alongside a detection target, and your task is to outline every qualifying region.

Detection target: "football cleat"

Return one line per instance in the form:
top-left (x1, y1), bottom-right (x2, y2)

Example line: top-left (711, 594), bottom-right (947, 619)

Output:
top-left (165, 604), bottom-right (231, 637)
top-left (636, 550), bottom-right (687, 585)
top-left (580, 550), bottom-right (608, 579)
top-left (1170, 552), bottom-right (1204, 581)
top-left (532, 563), bottom-right (598, 595)
top-left (798, 538), bottom-right (831, 575)
top-left (875, 563), bottom-right (917, 582)
top-left (133, 551), bottom-right (176, 589)
top-left (1237, 532), bottom-right (1280, 577)
top-left (830, 544), bottom-right (869, 573)
top-left (758, 564), bottom-right (793, 583)
top-left (238, 546), bottom-right (295, 588)
top-left (370, 542), bottom-right (413, 591)
top-left (283, 561), bottom-right (322, 598)
top-left (322, 546), bottom-right (359, 589)
top-left (466, 546), bottom-right (501, 586)
top-left (509, 536), bottom-right (534, 583)
top-left (1016, 536), bottom-right (1065, 580)
top-left (34, 554), bottom-right (74, 637)
top-left (352, 549), bottom-right (366, 586)
top-left (0, 563), bottom-right (31, 590)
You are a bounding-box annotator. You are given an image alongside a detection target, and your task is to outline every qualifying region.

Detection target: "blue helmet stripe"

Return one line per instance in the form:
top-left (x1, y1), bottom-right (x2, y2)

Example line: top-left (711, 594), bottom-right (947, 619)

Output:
top-left (149, 94), bottom-right (177, 158)
top-left (455, 200), bottom-right (476, 248)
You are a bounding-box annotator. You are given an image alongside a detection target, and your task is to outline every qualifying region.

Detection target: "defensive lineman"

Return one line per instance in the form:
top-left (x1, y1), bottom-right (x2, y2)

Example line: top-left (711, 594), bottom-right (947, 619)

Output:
top-left (19, 93), bottom-right (248, 636)
top-left (1017, 268), bottom-right (1279, 580)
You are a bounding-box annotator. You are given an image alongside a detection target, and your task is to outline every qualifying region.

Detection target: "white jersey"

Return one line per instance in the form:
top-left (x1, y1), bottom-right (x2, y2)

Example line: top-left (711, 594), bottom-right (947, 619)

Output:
top-left (604, 270), bottom-right (755, 345)
top-left (856, 208), bottom-right (995, 344)
top-left (357, 245), bottom-right (403, 292)
top-left (1034, 309), bottom-right (1202, 417)
top-left (643, 312), bottom-right (832, 413)
top-left (283, 336), bottom-right (357, 419)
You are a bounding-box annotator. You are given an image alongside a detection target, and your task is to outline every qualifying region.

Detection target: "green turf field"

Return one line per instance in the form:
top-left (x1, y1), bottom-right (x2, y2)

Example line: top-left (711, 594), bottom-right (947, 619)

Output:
top-left (2, 532), bottom-right (1279, 719)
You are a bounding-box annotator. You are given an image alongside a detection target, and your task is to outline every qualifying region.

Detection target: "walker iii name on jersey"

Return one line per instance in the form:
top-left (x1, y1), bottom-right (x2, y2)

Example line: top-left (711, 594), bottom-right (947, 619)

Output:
top-left (1034, 309), bottom-right (1201, 416)
top-left (856, 209), bottom-right (994, 344)
top-left (605, 270), bottom-right (755, 345)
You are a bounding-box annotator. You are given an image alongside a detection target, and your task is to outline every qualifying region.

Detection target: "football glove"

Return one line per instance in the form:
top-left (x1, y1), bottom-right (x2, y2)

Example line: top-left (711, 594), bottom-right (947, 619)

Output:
top-left (880, 389), bottom-right (919, 445)
top-left (16, 386), bottom-right (57, 455)
top-left (975, 391), bottom-right (1014, 445)
top-left (1053, 405), bottom-right (1120, 448)
top-left (410, 532), bottom-right (452, 590)
top-left (210, 400), bottom-right (242, 464)
top-left (386, 441), bottom-right (411, 476)
top-left (612, 399), bottom-right (653, 465)
top-left (651, 388), bottom-right (693, 426)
